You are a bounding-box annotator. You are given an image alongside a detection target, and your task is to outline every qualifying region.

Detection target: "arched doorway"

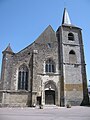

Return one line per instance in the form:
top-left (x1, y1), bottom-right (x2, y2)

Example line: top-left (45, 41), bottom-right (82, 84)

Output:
top-left (44, 80), bottom-right (57, 105)
top-left (45, 90), bottom-right (55, 105)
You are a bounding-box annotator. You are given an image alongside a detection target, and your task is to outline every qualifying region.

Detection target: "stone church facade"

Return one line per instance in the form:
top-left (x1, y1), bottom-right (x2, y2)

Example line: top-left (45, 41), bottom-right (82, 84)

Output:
top-left (0, 8), bottom-right (89, 107)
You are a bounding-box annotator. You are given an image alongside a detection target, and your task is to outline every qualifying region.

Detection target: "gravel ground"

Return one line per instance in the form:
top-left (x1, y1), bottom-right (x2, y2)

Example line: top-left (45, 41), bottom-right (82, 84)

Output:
top-left (0, 106), bottom-right (90, 120)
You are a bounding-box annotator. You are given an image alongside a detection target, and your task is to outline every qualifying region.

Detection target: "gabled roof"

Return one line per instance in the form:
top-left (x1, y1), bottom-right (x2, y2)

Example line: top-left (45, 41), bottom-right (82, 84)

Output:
top-left (17, 25), bottom-right (55, 54)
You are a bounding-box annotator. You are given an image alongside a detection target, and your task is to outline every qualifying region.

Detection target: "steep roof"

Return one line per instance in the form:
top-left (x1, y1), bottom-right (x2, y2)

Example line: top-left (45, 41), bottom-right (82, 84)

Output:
top-left (17, 25), bottom-right (55, 54)
top-left (3, 44), bottom-right (13, 54)
top-left (62, 8), bottom-right (71, 25)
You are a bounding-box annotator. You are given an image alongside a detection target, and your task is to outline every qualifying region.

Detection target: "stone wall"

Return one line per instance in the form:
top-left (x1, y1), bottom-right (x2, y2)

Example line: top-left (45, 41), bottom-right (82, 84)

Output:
top-left (1, 91), bottom-right (30, 107)
top-left (0, 24), bottom-right (88, 107)
top-left (57, 25), bottom-right (86, 106)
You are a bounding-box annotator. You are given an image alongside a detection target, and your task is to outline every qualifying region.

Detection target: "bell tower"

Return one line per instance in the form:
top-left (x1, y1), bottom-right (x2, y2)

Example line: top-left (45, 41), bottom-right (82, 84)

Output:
top-left (57, 8), bottom-right (89, 106)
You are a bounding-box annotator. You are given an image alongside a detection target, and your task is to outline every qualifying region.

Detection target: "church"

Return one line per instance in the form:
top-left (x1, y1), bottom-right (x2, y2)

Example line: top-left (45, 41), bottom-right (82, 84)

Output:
top-left (0, 8), bottom-right (89, 107)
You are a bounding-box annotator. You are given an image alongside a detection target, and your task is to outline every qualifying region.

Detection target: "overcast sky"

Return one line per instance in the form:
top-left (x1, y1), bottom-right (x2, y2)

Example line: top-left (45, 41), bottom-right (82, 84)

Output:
top-left (0, 0), bottom-right (90, 85)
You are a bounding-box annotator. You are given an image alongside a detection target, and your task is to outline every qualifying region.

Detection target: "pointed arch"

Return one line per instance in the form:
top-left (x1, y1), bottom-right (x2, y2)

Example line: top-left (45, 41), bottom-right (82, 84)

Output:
top-left (69, 50), bottom-right (76, 63)
top-left (44, 80), bottom-right (56, 90)
top-left (44, 80), bottom-right (58, 105)
top-left (69, 50), bottom-right (75, 54)
top-left (68, 33), bottom-right (74, 41)
top-left (45, 58), bottom-right (55, 73)
top-left (18, 64), bottom-right (28, 90)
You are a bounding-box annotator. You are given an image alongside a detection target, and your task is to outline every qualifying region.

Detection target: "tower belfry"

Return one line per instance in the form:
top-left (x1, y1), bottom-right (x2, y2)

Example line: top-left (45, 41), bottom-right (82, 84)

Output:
top-left (62, 8), bottom-right (71, 25)
top-left (0, 8), bottom-right (89, 107)
top-left (57, 8), bottom-right (89, 106)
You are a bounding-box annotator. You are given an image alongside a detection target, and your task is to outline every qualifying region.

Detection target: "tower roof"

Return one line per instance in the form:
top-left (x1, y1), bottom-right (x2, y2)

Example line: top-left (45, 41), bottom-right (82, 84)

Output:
top-left (62, 8), bottom-right (71, 25)
top-left (3, 43), bottom-right (13, 54)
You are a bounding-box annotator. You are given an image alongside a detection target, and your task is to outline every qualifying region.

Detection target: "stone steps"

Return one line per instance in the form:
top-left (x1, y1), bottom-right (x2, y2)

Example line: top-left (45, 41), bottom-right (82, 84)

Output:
top-left (43, 105), bottom-right (59, 109)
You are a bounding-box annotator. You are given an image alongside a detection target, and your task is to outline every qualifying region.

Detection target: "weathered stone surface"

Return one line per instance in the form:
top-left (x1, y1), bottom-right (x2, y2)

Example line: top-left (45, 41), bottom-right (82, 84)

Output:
top-left (0, 12), bottom-right (89, 107)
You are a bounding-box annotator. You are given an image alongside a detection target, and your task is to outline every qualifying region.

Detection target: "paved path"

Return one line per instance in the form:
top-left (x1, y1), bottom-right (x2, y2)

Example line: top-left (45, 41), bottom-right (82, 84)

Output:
top-left (0, 106), bottom-right (90, 120)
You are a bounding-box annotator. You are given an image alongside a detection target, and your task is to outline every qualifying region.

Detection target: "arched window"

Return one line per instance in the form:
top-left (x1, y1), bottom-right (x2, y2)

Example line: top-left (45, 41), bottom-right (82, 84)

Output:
top-left (68, 33), bottom-right (74, 41)
top-left (18, 64), bottom-right (28, 90)
top-left (45, 59), bottom-right (55, 73)
top-left (69, 50), bottom-right (76, 63)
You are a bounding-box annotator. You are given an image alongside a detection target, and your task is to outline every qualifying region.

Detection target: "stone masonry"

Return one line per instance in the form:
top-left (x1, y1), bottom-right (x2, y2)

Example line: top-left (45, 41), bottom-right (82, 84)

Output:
top-left (0, 8), bottom-right (89, 107)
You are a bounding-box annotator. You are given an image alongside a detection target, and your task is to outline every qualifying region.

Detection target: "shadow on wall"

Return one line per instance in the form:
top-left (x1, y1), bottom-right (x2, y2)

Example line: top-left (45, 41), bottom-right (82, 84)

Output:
top-left (0, 81), bottom-right (3, 90)
top-left (81, 88), bottom-right (89, 106)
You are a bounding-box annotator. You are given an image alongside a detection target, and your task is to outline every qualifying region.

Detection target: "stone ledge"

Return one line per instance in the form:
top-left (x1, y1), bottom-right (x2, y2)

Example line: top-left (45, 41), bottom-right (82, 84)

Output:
top-left (0, 90), bottom-right (31, 94)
